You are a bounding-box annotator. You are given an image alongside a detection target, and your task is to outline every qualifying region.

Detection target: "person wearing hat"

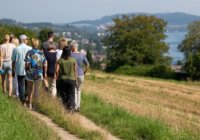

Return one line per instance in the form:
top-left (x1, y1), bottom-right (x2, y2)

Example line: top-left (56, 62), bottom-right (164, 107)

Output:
top-left (12, 34), bottom-right (32, 104)
top-left (0, 34), bottom-right (15, 97)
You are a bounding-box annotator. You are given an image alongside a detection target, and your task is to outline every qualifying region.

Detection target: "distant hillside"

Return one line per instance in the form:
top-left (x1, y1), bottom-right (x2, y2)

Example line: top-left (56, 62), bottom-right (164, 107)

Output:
top-left (71, 12), bottom-right (200, 32)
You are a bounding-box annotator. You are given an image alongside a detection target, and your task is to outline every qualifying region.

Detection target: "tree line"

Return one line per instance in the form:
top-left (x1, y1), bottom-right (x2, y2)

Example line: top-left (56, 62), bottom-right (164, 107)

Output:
top-left (1, 14), bottom-right (200, 80)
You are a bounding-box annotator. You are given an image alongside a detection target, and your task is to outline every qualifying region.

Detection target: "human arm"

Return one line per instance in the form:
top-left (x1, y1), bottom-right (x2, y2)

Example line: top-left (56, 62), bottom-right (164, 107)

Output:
top-left (11, 48), bottom-right (16, 77)
top-left (83, 55), bottom-right (89, 75)
top-left (24, 51), bottom-right (30, 70)
top-left (55, 62), bottom-right (60, 80)
top-left (0, 47), bottom-right (3, 68)
top-left (74, 62), bottom-right (78, 86)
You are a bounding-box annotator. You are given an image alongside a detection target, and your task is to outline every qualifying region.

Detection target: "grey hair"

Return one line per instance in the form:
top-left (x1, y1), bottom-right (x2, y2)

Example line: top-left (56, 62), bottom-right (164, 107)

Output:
top-left (70, 40), bottom-right (79, 49)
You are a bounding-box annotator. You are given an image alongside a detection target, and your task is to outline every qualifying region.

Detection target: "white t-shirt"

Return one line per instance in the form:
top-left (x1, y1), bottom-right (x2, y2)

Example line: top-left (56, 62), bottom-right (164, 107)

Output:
top-left (56, 49), bottom-right (63, 60)
top-left (0, 43), bottom-right (15, 61)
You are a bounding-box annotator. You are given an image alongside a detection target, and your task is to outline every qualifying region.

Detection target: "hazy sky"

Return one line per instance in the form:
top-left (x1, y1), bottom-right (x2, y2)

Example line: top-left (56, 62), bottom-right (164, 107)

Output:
top-left (1, 0), bottom-right (200, 23)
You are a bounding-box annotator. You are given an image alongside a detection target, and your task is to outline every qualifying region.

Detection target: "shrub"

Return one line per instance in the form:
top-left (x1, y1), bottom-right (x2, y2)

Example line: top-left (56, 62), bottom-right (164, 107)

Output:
top-left (115, 65), bottom-right (153, 76)
top-left (148, 64), bottom-right (175, 79)
top-left (114, 64), bottom-right (176, 79)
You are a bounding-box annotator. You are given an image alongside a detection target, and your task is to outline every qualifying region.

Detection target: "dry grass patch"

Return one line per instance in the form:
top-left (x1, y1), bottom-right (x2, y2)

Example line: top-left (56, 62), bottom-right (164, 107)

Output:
top-left (83, 71), bottom-right (200, 134)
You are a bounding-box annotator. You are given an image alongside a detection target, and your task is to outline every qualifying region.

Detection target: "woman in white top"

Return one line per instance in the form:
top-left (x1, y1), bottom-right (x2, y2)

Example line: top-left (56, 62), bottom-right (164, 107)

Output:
top-left (11, 37), bottom-right (19, 97)
top-left (57, 38), bottom-right (68, 60)
top-left (0, 34), bottom-right (15, 97)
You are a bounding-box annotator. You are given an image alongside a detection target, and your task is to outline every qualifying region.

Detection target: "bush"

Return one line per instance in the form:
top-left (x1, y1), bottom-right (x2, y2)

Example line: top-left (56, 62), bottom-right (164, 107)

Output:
top-left (114, 64), bottom-right (176, 79)
top-left (115, 65), bottom-right (153, 76)
top-left (148, 64), bottom-right (175, 79)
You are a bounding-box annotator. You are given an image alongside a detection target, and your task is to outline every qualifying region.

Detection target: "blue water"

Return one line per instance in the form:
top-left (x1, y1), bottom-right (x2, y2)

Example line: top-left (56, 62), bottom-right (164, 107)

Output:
top-left (165, 32), bottom-right (186, 64)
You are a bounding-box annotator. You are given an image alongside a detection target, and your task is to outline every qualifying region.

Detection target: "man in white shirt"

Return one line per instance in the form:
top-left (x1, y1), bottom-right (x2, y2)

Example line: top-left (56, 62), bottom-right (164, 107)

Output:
top-left (12, 35), bottom-right (32, 104)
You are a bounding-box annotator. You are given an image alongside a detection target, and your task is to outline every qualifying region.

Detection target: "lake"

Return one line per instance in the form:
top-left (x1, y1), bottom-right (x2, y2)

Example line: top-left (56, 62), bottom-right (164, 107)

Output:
top-left (165, 32), bottom-right (186, 64)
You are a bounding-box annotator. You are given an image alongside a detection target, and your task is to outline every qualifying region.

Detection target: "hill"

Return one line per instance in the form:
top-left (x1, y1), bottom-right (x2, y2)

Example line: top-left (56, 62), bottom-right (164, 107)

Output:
top-left (71, 12), bottom-right (200, 32)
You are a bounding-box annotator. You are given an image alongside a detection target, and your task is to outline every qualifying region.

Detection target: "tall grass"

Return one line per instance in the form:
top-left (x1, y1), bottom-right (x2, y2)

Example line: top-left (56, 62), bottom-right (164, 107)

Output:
top-left (34, 90), bottom-right (104, 140)
top-left (81, 93), bottom-right (200, 140)
top-left (0, 93), bottom-right (59, 140)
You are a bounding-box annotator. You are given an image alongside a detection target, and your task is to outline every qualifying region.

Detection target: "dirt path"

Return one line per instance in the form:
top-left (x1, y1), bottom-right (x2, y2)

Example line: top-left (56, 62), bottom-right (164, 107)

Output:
top-left (28, 110), bottom-right (82, 140)
top-left (29, 110), bottom-right (121, 140)
top-left (76, 114), bottom-right (121, 140)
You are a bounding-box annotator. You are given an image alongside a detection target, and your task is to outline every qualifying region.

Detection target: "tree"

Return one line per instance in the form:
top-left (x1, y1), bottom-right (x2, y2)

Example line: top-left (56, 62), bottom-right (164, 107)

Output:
top-left (178, 21), bottom-right (200, 79)
top-left (0, 24), bottom-right (36, 44)
top-left (103, 15), bottom-right (169, 71)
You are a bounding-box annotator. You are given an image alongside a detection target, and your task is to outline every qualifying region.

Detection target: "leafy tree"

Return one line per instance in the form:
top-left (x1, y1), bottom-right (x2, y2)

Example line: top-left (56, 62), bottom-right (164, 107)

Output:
top-left (104, 15), bottom-right (169, 71)
top-left (0, 24), bottom-right (36, 43)
top-left (178, 21), bottom-right (200, 79)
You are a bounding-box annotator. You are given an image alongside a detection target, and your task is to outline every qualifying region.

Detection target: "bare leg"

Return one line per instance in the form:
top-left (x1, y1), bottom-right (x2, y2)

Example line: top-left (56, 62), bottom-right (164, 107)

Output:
top-left (27, 81), bottom-right (34, 109)
top-left (1, 74), bottom-right (6, 94)
top-left (8, 73), bottom-right (12, 97)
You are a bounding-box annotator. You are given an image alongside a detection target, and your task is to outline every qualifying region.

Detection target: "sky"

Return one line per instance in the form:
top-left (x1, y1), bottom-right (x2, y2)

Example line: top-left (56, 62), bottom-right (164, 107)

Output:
top-left (1, 0), bottom-right (200, 23)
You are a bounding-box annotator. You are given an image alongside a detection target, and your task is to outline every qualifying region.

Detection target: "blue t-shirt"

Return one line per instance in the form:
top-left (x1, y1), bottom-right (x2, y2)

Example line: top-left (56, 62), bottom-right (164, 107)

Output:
top-left (71, 52), bottom-right (89, 76)
top-left (12, 43), bottom-right (32, 76)
top-left (24, 48), bottom-right (46, 81)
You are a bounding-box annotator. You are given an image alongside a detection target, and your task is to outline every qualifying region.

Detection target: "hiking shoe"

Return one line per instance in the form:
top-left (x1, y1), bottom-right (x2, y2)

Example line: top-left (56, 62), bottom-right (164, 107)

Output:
top-left (28, 104), bottom-right (32, 110)
top-left (75, 107), bottom-right (80, 112)
top-left (68, 107), bottom-right (74, 114)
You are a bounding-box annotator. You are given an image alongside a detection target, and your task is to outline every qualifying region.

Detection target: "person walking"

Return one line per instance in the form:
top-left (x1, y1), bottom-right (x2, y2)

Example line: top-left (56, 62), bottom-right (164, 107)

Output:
top-left (42, 31), bottom-right (58, 91)
top-left (11, 37), bottom-right (19, 97)
top-left (12, 34), bottom-right (32, 104)
top-left (25, 38), bottom-right (47, 109)
top-left (70, 41), bottom-right (89, 111)
top-left (0, 34), bottom-right (15, 97)
top-left (56, 47), bottom-right (77, 112)
top-left (42, 31), bottom-right (58, 53)
top-left (57, 37), bottom-right (68, 60)
top-left (45, 44), bottom-right (57, 97)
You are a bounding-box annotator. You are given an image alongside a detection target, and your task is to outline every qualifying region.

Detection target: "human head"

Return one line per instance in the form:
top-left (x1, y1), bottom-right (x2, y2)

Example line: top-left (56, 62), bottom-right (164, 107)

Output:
top-left (19, 34), bottom-right (29, 44)
top-left (59, 38), bottom-right (68, 50)
top-left (9, 34), bottom-right (14, 43)
top-left (11, 37), bottom-right (19, 47)
top-left (4, 34), bottom-right (10, 43)
top-left (31, 38), bottom-right (40, 48)
top-left (48, 31), bottom-right (54, 39)
top-left (61, 46), bottom-right (71, 59)
top-left (70, 40), bottom-right (78, 52)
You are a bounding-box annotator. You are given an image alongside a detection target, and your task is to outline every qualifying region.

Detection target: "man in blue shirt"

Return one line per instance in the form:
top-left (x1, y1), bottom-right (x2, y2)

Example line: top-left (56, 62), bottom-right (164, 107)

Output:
top-left (12, 34), bottom-right (32, 104)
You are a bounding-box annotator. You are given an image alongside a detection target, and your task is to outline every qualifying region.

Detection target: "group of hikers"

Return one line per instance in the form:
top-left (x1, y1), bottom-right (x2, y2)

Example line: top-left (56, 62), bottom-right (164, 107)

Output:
top-left (0, 31), bottom-right (89, 112)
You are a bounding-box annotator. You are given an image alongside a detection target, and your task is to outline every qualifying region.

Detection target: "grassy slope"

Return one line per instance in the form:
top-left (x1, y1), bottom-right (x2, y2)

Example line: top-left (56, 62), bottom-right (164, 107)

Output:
top-left (81, 94), bottom-right (199, 140)
top-left (81, 71), bottom-right (200, 139)
top-left (0, 93), bottom-right (59, 140)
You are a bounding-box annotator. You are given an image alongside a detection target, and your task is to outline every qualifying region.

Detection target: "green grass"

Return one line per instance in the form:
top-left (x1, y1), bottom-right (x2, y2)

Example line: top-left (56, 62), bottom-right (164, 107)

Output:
top-left (0, 93), bottom-right (59, 140)
top-left (81, 93), bottom-right (200, 140)
top-left (34, 91), bottom-right (104, 140)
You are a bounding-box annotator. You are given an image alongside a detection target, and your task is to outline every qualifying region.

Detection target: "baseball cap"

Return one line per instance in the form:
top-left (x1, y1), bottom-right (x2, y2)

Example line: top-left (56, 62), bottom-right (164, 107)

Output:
top-left (20, 34), bottom-right (28, 40)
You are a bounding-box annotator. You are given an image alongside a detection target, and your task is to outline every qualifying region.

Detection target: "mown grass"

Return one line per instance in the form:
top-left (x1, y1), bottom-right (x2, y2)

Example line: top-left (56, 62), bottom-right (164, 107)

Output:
top-left (81, 93), bottom-right (200, 140)
top-left (0, 93), bottom-right (59, 140)
top-left (34, 91), bottom-right (104, 140)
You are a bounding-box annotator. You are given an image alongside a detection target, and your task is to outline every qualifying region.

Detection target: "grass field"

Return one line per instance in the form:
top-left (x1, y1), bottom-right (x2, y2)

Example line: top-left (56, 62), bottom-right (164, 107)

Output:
top-left (81, 71), bottom-right (200, 139)
top-left (0, 92), bottom-right (59, 140)
top-left (81, 93), bottom-right (199, 140)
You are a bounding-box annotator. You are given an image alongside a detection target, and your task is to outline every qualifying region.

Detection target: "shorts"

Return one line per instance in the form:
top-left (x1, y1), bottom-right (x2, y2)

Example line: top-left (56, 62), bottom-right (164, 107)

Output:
top-left (2, 61), bottom-right (12, 75)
